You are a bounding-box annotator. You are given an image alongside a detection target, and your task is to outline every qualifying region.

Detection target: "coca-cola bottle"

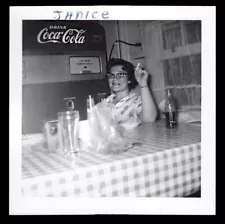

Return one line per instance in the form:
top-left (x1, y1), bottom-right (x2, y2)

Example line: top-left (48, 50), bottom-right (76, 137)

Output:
top-left (164, 89), bottom-right (177, 128)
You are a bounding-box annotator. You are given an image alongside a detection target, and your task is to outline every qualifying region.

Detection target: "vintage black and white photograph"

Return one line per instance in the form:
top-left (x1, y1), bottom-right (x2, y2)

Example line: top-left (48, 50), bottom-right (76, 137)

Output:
top-left (10, 6), bottom-right (215, 215)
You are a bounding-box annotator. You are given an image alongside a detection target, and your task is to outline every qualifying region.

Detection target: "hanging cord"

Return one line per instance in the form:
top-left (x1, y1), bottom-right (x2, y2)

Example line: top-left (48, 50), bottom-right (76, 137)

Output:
top-left (108, 40), bottom-right (142, 61)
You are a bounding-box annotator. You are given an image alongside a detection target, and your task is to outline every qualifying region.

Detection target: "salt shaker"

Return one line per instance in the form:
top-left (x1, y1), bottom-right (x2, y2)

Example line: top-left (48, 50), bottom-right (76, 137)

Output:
top-left (64, 97), bottom-right (76, 111)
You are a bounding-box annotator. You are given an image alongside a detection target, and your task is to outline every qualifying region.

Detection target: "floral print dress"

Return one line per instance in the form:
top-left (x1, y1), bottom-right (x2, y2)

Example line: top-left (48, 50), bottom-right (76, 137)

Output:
top-left (105, 92), bottom-right (142, 127)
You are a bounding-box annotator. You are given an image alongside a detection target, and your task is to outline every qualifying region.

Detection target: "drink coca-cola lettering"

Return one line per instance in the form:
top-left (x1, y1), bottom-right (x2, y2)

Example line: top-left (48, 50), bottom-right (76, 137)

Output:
top-left (37, 27), bottom-right (86, 44)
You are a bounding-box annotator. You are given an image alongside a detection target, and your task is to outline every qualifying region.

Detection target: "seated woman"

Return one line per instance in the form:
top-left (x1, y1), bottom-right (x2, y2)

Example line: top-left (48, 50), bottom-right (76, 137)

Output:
top-left (104, 58), bottom-right (158, 128)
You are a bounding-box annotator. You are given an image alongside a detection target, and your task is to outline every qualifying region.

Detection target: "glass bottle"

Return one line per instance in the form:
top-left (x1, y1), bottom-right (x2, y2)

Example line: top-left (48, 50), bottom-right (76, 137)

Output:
top-left (87, 95), bottom-right (95, 119)
top-left (164, 89), bottom-right (177, 128)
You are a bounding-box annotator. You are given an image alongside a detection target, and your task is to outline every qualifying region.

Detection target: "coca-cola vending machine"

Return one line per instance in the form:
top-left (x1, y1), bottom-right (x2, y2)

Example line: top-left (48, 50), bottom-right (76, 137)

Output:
top-left (22, 20), bottom-right (109, 134)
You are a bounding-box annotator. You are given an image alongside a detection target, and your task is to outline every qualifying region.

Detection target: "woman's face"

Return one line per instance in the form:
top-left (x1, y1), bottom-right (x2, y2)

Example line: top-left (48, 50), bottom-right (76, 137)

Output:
top-left (108, 65), bottom-right (129, 93)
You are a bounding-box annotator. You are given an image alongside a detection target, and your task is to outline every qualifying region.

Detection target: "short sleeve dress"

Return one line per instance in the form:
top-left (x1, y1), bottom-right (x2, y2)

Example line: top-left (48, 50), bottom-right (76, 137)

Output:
top-left (105, 92), bottom-right (142, 128)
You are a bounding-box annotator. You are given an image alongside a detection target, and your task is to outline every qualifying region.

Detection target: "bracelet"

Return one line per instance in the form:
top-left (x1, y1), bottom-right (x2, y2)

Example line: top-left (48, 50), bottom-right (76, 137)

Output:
top-left (140, 85), bottom-right (148, 88)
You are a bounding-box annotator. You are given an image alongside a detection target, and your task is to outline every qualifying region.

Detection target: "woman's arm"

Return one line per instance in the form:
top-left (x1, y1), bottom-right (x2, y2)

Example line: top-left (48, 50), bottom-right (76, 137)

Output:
top-left (134, 67), bottom-right (158, 122)
top-left (139, 85), bottom-right (158, 122)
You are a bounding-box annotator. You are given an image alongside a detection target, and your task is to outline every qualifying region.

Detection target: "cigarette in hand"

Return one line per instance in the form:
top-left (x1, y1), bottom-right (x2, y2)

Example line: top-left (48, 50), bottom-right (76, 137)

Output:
top-left (135, 63), bottom-right (140, 70)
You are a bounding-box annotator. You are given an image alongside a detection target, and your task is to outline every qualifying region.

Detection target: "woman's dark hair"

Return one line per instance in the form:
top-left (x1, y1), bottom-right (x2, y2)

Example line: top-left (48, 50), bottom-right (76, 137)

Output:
top-left (106, 58), bottom-right (138, 91)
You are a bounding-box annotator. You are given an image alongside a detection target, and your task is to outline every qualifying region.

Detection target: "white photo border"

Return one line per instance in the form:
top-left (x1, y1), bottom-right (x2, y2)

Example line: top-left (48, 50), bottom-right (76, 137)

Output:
top-left (9, 6), bottom-right (216, 215)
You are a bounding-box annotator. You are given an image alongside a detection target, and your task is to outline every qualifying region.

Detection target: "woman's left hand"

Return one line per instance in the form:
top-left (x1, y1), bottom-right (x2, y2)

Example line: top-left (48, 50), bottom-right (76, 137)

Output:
top-left (134, 67), bottom-right (149, 87)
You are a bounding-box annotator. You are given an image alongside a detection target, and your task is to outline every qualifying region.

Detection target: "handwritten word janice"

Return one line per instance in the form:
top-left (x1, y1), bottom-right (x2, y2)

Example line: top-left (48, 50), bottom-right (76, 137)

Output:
top-left (53, 10), bottom-right (109, 20)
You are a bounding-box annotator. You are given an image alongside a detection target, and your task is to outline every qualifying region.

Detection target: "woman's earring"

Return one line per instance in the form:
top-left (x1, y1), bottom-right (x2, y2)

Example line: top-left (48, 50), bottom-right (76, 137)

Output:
top-left (128, 81), bottom-right (131, 84)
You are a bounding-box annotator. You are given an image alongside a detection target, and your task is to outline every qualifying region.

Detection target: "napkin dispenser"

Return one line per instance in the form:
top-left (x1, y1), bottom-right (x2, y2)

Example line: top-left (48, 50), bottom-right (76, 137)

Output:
top-left (43, 120), bottom-right (63, 153)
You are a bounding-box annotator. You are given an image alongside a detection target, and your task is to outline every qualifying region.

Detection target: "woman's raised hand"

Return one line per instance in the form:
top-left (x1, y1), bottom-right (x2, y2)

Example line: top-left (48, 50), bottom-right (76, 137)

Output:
top-left (134, 64), bottom-right (149, 87)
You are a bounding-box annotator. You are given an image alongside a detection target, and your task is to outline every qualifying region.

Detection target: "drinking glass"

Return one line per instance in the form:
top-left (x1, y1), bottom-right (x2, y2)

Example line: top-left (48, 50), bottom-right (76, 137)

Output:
top-left (57, 110), bottom-right (80, 156)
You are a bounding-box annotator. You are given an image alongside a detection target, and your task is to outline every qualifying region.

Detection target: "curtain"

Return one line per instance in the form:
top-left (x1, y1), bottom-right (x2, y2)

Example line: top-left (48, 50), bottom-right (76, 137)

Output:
top-left (161, 21), bottom-right (201, 108)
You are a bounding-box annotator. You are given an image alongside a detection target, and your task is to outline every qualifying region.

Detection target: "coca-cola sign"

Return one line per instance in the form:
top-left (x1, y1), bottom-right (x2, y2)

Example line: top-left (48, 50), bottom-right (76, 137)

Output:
top-left (37, 25), bottom-right (86, 44)
top-left (23, 21), bottom-right (106, 53)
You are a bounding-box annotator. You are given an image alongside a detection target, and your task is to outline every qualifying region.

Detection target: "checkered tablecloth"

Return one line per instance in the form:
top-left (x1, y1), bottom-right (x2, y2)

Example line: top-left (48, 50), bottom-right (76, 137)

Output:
top-left (22, 121), bottom-right (201, 197)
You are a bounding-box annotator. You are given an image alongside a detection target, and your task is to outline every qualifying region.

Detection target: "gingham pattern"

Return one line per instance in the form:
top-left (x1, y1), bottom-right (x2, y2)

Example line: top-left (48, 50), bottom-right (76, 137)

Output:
top-left (21, 121), bottom-right (201, 197)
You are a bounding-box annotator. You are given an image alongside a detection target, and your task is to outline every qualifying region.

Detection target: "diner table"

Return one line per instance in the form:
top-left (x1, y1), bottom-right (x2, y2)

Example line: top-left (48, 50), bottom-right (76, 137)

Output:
top-left (21, 120), bottom-right (201, 197)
